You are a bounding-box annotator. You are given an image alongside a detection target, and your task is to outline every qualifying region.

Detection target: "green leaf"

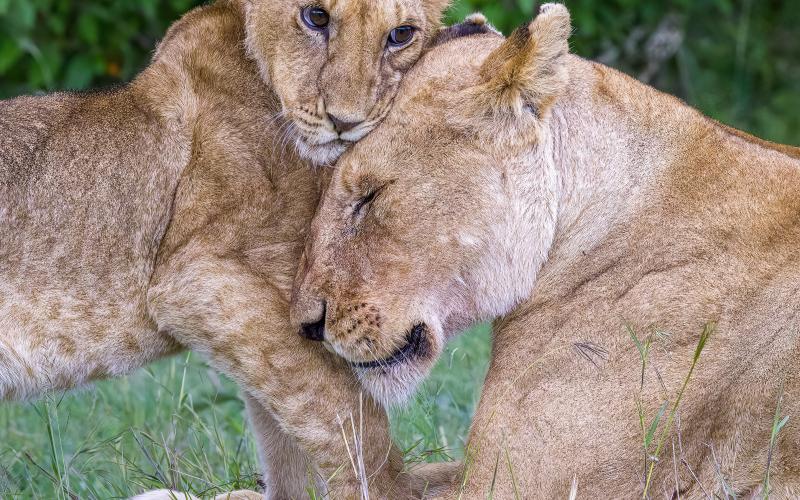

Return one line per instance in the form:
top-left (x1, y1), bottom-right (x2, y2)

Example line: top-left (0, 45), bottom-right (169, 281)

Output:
top-left (627, 324), bottom-right (652, 389)
top-left (645, 401), bottom-right (669, 450)
top-left (628, 325), bottom-right (645, 358)
top-left (77, 13), bottom-right (100, 45)
top-left (63, 54), bottom-right (95, 90)
top-left (46, 14), bottom-right (67, 36)
top-left (775, 415), bottom-right (790, 435)
top-left (10, 0), bottom-right (37, 30)
top-left (693, 322), bottom-right (715, 362)
top-left (0, 37), bottom-right (22, 73)
top-left (0, 464), bottom-right (16, 495)
top-left (636, 397), bottom-right (646, 445)
top-left (515, 0), bottom-right (534, 15)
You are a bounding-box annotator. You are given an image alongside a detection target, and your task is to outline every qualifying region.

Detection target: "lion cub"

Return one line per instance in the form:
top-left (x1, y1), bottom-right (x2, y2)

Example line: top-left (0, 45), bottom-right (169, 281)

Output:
top-left (0, 0), bottom-right (452, 497)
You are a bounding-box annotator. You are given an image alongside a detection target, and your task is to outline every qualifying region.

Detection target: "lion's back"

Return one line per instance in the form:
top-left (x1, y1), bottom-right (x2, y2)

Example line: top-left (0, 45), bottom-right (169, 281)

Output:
top-left (0, 88), bottom-right (186, 305)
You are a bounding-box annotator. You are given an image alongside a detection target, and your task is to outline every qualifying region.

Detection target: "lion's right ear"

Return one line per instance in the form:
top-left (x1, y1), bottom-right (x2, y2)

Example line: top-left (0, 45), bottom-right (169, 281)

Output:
top-left (478, 3), bottom-right (572, 117)
top-left (432, 13), bottom-right (500, 46)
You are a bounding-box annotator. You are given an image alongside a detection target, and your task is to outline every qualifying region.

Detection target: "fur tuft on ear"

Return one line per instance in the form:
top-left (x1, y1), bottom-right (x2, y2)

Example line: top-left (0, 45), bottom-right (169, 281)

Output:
top-left (479, 3), bottom-right (572, 117)
top-left (432, 12), bottom-right (501, 47)
top-left (423, 0), bottom-right (453, 29)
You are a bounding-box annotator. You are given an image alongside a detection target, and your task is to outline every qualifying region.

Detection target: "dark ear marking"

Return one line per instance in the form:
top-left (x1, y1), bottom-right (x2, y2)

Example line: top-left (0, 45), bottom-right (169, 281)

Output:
top-left (432, 13), bottom-right (501, 47)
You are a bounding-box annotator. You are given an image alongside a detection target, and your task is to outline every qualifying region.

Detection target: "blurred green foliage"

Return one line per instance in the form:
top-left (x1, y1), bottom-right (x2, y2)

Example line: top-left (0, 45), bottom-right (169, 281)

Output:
top-left (0, 0), bottom-right (199, 96)
top-left (448, 0), bottom-right (800, 144)
top-left (0, 0), bottom-right (798, 144)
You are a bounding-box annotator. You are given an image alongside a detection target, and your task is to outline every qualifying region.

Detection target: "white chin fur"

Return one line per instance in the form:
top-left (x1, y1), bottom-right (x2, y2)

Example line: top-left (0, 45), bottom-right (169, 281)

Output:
top-left (295, 139), bottom-right (348, 166)
top-left (353, 358), bottom-right (436, 408)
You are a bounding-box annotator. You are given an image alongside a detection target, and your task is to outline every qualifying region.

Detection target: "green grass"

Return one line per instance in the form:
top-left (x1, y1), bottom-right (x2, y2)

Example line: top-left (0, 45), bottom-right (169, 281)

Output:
top-left (0, 326), bottom-right (491, 499)
top-left (633, 323), bottom-right (714, 499)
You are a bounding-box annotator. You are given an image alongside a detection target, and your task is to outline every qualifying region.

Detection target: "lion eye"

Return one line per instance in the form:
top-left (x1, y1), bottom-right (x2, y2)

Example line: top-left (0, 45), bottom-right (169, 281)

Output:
top-left (353, 190), bottom-right (378, 216)
top-left (302, 6), bottom-right (330, 30)
top-left (387, 26), bottom-right (416, 48)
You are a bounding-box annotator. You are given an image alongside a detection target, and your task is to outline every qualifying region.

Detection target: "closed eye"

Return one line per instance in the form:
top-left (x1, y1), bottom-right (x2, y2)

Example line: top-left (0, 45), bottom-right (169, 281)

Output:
top-left (354, 191), bottom-right (377, 216)
top-left (353, 185), bottom-right (386, 217)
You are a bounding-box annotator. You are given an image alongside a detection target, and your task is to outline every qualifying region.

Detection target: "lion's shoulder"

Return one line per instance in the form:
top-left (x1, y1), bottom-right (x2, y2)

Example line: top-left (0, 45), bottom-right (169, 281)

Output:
top-left (153, 0), bottom-right (244, 64)
top-left (0, 94), bottom-right (77, 176)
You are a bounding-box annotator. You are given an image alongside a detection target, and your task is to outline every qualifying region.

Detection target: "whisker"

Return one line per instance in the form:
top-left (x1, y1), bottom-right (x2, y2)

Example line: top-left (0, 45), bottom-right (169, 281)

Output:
top-left (268, 118), bottom-right (294, 165)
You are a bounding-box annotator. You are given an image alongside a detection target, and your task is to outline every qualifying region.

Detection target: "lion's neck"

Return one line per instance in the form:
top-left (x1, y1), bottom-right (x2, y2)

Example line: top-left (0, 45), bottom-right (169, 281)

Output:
top-left (481, 57), bottom-right (705, 328)
top-left (547, 59), bottom-right (688, 264)
top-left (504, 56), bottom-right (800, 328)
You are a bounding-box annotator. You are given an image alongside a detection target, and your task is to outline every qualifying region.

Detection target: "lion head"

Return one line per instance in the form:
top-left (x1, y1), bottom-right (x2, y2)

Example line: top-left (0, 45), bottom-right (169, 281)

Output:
top-left (240, 0), bottom-right (451, 165)
top-left (291, 5), bottom-right (573, 404)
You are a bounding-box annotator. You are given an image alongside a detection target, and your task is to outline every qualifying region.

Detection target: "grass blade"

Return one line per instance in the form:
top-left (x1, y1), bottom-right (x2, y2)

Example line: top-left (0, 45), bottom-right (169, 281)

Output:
top-left (642, 322), bottom-right (715, 499)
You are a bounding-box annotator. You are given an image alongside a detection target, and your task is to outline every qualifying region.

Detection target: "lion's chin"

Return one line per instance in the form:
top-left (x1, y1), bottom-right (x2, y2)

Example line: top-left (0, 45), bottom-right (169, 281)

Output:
top-left (353, 361), bottom-right (434, 408)
top-left (295, 138), bottom-right (348, 166)
top-left (347, 323), bottom-right (445, 407)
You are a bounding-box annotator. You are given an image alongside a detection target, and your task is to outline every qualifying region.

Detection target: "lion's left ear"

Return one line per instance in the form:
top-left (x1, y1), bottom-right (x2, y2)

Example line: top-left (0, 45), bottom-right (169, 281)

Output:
top-left (478, 3), bottom-right (572, 117)
top-left (423, 0), bottom-right (452, 29)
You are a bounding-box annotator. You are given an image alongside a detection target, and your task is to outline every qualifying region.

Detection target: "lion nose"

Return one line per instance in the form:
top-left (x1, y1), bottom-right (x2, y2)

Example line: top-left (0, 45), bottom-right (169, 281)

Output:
top-left (300, 318), bottom-right (326, 341)
top-left (327, 114), bottom-right (361, 134)
top-left (299, 303), bottom-right (326, 342)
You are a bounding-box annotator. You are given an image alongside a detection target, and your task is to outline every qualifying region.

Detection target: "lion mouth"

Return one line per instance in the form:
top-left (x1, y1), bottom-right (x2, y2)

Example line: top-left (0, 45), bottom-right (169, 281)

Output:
top-left (294, 138), bottom-right (348, 166)
top-left (350, 324), bottom-right (427, 370)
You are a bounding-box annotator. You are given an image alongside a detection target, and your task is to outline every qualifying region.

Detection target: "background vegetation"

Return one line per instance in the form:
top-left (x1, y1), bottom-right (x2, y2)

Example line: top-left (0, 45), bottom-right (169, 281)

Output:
top-left (1, 0), bottom-right (798, 144)
top-left (0, 0), bottom-right (797, 497)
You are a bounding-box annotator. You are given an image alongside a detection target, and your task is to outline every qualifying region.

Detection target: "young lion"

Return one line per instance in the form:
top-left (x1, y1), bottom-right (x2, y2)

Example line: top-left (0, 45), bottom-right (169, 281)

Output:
top-left (0, 0), bottom-right (453, 497)
top-left (293, 4), bottom-right (800, 498)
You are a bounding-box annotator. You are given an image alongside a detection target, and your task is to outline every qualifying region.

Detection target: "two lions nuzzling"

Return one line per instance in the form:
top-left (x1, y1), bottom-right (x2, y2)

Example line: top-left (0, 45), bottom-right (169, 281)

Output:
top-left (5, 0), bottom-right (798, 497)
top-left (294, 4), bottom-right (800, 497)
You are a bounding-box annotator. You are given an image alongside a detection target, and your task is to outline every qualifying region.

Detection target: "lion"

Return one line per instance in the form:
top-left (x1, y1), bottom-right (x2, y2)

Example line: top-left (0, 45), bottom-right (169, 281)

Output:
top-left (0, 0), bottom-right (457, 497)
top-left (292, 4), bottom-right (800, 498)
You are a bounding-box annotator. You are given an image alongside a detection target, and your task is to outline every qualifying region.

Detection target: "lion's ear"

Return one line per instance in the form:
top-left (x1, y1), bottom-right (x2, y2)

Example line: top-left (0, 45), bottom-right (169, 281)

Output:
top-left (432, 13), bottom-right (499, 46)
top-left (423, 0), bottom-right (452, 28)
top-left (479, 3), bottom-right (572, 117)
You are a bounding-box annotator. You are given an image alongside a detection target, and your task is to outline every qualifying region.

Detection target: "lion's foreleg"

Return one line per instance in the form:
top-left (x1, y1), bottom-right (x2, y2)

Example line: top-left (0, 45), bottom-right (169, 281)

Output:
top-left (245, 395), bottom-right (327, 498)
top-left (0, 276), bottom-right (181, 401)
top-left (147, 253), bottom-right (412, 498)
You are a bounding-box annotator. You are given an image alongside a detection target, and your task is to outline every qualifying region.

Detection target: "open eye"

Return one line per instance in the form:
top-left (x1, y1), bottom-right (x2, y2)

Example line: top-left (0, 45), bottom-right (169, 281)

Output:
top-left (387, 26), bottom-right (416, 48)
top-left (301, 6), bottom-right (330, 31)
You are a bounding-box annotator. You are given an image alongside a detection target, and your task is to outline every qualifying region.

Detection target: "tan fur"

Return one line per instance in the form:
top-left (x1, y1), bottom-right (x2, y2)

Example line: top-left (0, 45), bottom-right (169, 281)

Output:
top-left (0, 0), bottom-right (453, 497)
top-left (293, 4), bottom-right (800, 498)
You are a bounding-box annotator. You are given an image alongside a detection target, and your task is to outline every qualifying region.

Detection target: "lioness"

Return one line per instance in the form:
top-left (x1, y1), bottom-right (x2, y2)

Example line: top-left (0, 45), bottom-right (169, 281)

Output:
top-left (0, 0), bottom-right (453, 497)
top-left (292, 4), bottom-right (800, 497)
